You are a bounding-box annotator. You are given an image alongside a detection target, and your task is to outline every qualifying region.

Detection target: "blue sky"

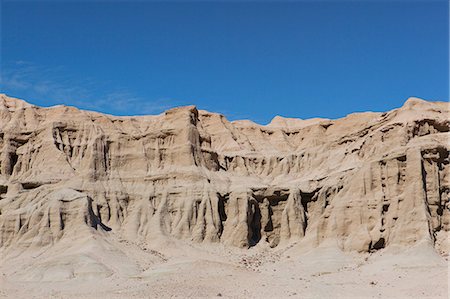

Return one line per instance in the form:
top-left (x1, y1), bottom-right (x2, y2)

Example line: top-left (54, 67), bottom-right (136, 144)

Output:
top-left (1, 0), bottom-right (448, 124)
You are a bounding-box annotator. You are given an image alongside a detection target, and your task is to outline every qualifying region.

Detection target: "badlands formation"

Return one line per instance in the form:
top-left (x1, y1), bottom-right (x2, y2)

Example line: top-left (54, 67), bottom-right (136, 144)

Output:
top-left (0, 94), bottom-right (448, 298)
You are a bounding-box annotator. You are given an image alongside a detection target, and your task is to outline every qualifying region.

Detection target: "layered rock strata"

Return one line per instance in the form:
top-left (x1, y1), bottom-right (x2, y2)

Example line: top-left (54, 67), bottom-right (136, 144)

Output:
top-left (0, 94), bottom-right (448, 255)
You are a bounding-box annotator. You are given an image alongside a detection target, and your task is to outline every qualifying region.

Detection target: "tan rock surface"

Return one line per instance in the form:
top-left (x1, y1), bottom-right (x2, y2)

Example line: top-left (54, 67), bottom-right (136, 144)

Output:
top-left (0, 94), bottom-right (448, 298)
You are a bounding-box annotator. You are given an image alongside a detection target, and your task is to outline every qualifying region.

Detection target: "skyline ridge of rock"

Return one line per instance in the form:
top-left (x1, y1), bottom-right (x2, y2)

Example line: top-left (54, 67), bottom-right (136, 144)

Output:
top-left (2, 93), bottom-right (444, 124)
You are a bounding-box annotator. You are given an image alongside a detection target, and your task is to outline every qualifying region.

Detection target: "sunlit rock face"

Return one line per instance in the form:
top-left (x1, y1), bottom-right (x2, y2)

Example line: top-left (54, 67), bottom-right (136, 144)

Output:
top-left (0, 94), bottom-right (448, 255)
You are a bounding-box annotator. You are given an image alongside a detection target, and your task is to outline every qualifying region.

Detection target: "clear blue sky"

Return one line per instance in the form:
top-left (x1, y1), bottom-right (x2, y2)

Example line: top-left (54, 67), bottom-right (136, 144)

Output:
top-left (1, 0), bottom-right (448, 124)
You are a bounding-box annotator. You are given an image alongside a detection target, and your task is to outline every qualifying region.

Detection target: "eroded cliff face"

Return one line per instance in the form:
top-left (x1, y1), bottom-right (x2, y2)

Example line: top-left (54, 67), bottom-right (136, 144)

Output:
top-left (0, 94), bottom-right (448, 256)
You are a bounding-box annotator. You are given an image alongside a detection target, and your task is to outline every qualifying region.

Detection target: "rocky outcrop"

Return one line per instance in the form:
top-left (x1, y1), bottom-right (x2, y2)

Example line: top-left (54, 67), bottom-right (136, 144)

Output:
top-left (0, 94), bottom-right (448, 256)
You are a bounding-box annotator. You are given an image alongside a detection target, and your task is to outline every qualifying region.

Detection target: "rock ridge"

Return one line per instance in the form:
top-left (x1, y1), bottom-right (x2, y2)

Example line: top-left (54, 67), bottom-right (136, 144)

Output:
top-left (0, 94), bottom-right (448, 257)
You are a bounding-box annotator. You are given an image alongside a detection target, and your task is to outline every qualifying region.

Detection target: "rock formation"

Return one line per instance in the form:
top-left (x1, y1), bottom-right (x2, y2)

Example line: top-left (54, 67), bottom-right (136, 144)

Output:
top-left (0, 94), bottom-right (448, 259)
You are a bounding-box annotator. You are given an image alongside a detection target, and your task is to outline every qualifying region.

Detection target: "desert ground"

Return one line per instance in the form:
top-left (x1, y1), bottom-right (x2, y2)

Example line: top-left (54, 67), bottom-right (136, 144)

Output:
top-left (1, 238), bottom-right (448, 298)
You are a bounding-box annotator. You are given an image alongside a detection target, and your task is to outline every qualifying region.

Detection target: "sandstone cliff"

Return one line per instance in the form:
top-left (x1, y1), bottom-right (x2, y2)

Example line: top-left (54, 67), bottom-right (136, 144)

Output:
top-left (0, 94), bottom-right (448, 261)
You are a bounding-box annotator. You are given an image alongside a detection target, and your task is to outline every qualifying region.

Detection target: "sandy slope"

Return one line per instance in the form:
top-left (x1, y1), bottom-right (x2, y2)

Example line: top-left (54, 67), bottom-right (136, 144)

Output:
top-left (1, 239), bottom-right (447, 298)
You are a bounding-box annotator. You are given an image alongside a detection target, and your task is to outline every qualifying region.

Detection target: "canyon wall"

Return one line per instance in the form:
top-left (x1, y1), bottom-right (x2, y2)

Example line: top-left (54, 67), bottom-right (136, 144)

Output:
top-left (0, 94), bottom-right (448, 256)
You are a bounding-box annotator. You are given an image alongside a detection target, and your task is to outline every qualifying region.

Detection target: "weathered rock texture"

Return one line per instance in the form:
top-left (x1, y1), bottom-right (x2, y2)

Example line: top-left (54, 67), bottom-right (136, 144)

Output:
top-left (0, 94), bottom-right (448, 256)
